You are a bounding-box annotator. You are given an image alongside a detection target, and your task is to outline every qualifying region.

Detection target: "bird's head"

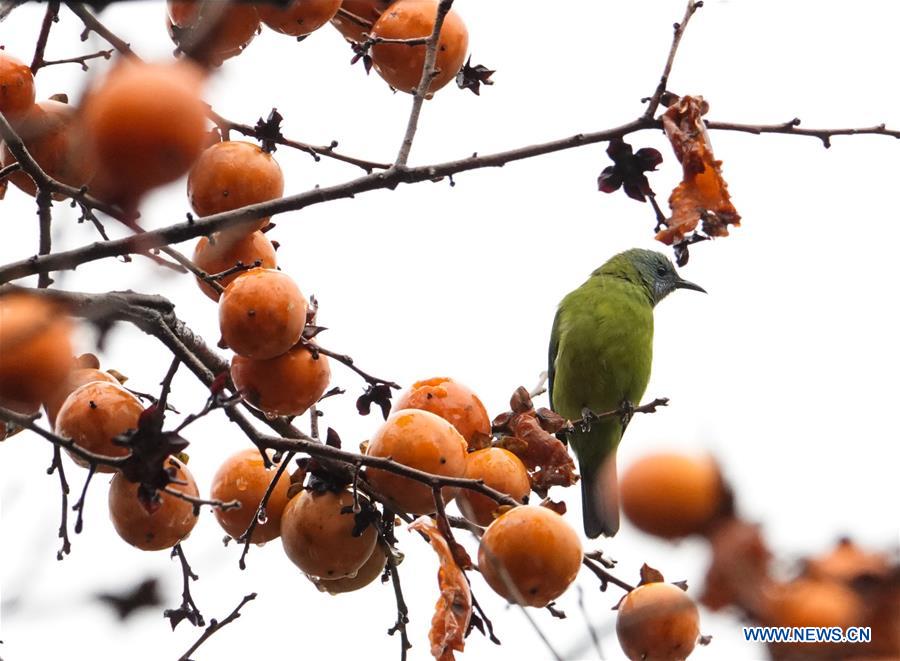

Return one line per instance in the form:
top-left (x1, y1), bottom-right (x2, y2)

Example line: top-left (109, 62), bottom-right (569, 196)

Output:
top-left (621, 249), bottom-right (706, 305)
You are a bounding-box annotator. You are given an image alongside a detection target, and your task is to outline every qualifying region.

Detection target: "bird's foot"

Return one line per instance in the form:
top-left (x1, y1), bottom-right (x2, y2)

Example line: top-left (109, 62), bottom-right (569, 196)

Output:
top-left (619, 399), bottom-right (636, 430)
top-left (580, 407), bottom-right (597, 433)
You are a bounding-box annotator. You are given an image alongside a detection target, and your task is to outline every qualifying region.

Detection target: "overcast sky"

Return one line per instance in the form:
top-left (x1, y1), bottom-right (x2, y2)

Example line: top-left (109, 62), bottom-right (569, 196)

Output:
top-left (2, 1), bottom-right (899, 660)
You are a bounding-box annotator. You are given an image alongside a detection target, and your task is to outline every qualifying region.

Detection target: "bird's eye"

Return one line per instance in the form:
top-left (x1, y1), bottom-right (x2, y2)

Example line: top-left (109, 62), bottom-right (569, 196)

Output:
top-left (656, 265), bottom-right (667, 277)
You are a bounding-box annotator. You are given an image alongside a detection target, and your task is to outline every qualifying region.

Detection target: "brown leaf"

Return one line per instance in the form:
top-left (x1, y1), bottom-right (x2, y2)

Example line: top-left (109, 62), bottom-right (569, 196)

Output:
top-left (701, 518), bottom-right (772, 613)
top-left (658, 95), bottom-right (741, 245)
top-left (539, 498), bottom-right (567, 516)
top-left (409, 517), bottom-right (472, 661)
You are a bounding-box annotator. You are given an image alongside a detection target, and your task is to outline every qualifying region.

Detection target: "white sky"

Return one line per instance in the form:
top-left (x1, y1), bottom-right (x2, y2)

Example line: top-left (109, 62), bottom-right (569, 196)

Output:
top-left (2, 1), bottom-right (899, 660)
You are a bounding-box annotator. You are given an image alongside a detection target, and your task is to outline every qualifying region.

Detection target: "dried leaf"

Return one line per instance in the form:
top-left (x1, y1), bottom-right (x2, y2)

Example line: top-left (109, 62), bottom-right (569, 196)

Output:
top-left (638, 563), bottom-right (666, 585)
top-left (658, 95), bottom-right (741, 245)
top-left (456, 56), bottom-right (495, 96)
top-left (701, 518), bottom-right (772, 613)
top-left (492, 388), bottom-right (578, 496)
top-left (409, 517), bottom-right (472, 661)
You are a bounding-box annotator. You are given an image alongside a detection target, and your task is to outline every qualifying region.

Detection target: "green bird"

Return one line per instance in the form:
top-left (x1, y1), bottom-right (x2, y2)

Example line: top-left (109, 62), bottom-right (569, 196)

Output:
top-left (548, 249), bottom-right (705, 538)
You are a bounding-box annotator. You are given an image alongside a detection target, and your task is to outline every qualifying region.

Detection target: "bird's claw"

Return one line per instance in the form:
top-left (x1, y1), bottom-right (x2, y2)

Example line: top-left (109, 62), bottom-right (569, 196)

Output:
top-left (619, 400), bottom-right (635, 430)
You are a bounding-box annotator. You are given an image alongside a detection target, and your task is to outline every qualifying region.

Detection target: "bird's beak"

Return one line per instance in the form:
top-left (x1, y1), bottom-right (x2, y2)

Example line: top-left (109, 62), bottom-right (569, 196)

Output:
top-left (675, 277), bottom-right (706, 294)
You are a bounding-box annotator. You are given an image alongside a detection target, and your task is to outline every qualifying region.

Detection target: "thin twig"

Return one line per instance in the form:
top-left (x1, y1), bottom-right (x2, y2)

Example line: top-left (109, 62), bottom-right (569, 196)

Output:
top-left (385, 547), bottom-right (412, 660)
top-left (705, 118), bottom-right (900, 148)
top-left (30, 1), bottom-right (60, 73)
top-left (394, 0), bottom-right (455, 166)
top-left (178, 593), bottom-right (257, 661)
top-left (237, 451), bottom-right (294, 570)
top-left (643, 0), bottom-right (704, 120)
top-left (48, 445), bottom-right (71, 560)
top-left (164, 543), bottom-right (205, 629)
top-left (41, 48), bottom-right (113, 70)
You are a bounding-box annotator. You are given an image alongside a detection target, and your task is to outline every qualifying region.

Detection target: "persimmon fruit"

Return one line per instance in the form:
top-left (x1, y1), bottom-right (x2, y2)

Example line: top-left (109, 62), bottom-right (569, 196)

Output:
top-left (187, 141), bottom-right (283, 242)
top-left (43, 367), bottom-right (120, 427)
top-left (616, 581), bottom-right (701, 661)
top-left (478, 505), bottom-right (582, 608)
top-left (54, 381), bottom-right (142, 472)
top-left (312, 544), bottom-right (388, 594)
top-left (192, 231), bottom-right (277, 301)
top-left (280, 490), bottom-right (378, 579)
top-left (0, 293), bottom-right (73, 404)
top-left (0, 52), bottom-right (34, 119)
top-left (218, 268), bottom-right (307, 359)
top-left (457, 447), bottom-right (530, 526)
top-left (805, 538), bottom-right (892, 583)
top-left (81, 60), bottom-right (207, 205)
top-left (331, 0), bottom-right (393, 42)
top-left (1, 100), bottom-right (94, 197)
top-left (259, 0), bottom-right (342, 36)
top-left (394, 376), bottom-right (490, 448)
top-left (765, 578), bottom-right (864, 630)
top-left (365, 409), bottom-right (468, 514)
top-left (231, 344), bottom-right (330, 417)
top-left (167, 1), bottom-right (260, 66)
top-left (210, 448), bottom-right (291, 543)
top-left (370, 0), bottom-right (469, 96)
top-left (620, 452), bottom-right (724, 538)
top-left (108, 456), bottom-right (200, 551)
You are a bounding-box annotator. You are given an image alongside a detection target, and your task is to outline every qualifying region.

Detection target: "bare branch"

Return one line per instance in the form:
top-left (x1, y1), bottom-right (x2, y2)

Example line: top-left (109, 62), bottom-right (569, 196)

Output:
top-left (643, 0), bottom-right (704, 120)
top-left (178, 593), bottom-right (257, 661)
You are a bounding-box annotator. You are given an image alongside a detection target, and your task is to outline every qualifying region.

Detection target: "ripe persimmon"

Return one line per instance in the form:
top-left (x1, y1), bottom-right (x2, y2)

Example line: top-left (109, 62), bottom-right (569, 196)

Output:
top-left (394, 377), bottom-right (490, 448)
top-left (280, 490), bottom-right (378, 579)
top-left (81, 60), bottom-right (207, 206)
top-left (312, 544), bottom-right (388, 594)
top-left (43, 367), bottom-right (120, 427)
top-left (0, 52), bottom-right (34, 119)
top-left (457, 447), bottom-right (530, 526)
top-left (370, 0), bottom-right (468, 96)
top-left (1, 100), bottom-right (94, 197)
top-left (365, 409), bottom-right (468, 514)
top-left (0, 293), bottom-right (73, 404)
top-left (616, 581), bottom-right (701, 661)
top-left (765, 579), bottom-right (864, 630)
top-left (805, 538), bottom-right (892, 583)
top-left (478, 505), bottom-right (581, 608)
top-left (210, 448), bottom-right (291, 543)
top-left (108, 456), bottom-right (200, 551)
top-left (259, 0), bottom-right (342, 37)
top-left (54, 381), bottom-right (142, 472)
top-left (231, 344), bottom-right (330, 417)
top-left (192, 231), bottom-right (277, 301)
top-left (331, 0), bottom-right (393, 42)
top-left (219, 268), bottom-right (307, 359)
top-left (187, 141), bottom-right (283, 242)
top-left (167, 1), bottom-right (259, 67)
top-left (620, 452), bottom-right (724, 538)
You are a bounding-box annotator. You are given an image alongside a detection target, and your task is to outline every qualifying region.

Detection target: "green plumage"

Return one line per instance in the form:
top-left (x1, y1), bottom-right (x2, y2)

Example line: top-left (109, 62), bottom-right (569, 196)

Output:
top-left (548, 249), bottom-right (704, 538)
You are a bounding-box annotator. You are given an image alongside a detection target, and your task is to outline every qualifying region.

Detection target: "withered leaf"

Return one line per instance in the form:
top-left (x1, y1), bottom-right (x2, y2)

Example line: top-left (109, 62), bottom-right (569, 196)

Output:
top-left (456, 56), bottom-right (495, 96)
top-left (409, 517), bottom-right (472, 661)
top-left (658, 95), bottom-right (741, 245)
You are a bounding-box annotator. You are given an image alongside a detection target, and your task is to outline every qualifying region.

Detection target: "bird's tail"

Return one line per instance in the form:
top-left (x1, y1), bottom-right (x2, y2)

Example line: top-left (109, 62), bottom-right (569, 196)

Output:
top-left (579, 451), bottom-right (619, 538)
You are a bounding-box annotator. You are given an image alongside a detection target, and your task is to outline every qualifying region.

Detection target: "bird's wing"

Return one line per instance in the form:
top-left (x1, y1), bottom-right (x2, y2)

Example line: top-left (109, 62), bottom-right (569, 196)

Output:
top-left (547, 306), bottom-right (562, 409)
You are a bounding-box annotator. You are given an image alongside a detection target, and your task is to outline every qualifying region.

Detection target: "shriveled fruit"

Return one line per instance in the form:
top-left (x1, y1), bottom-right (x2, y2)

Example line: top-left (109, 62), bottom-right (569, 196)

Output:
top-left (457, 448), bottom-right (530, 526)
top-left (187, 141), bottom-right (283, 242)
top-left (219, 268), bottom-right (307, 359)
top-left (620, 452), bottom-right (724, 538)
top-left (108, 456), bottom-right (200, 550)
top-left (365, 409), bottom-right (468, 514)
top-left (0, 293), bottom-right (73, 404)
top-left (43, 367), bottom-right (120, 427)
top-left (232, 344), bottom-right (330, 416)
top-left (478, 505), bottom-right (581, 607)
top-left (394, 377), bottom-right (490, 448)
top-left (167, 1), bottom-right (259, 67)
top-left (331, 0), bottom-right (392, 42)
top-left (54, 381), bottom-right (142, 472)
top-left (192, 231), bottom-right (277, 301)
top-left (805, 538), bottom-right (892, 583)
top-left (765, 578), bottom-right (864, 630)
top-left (281, 490), bottom-right (378, 579)
top-left (0, 52), bottom-right (34, 119)
top-left (210, 448), bottom-right (291, 543)
top-left (1, 100), bottom-right (94, 197)
top-left (260, 0), bottom-right (342, 36)
top-left (312, 544), bottom-right (387, 594)
top-left (617, 582), bottom-right (700, 661)
top-left (82, 60), bottom-right (207, 206)
top-left (370, 0), bottom-right (468, 96)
